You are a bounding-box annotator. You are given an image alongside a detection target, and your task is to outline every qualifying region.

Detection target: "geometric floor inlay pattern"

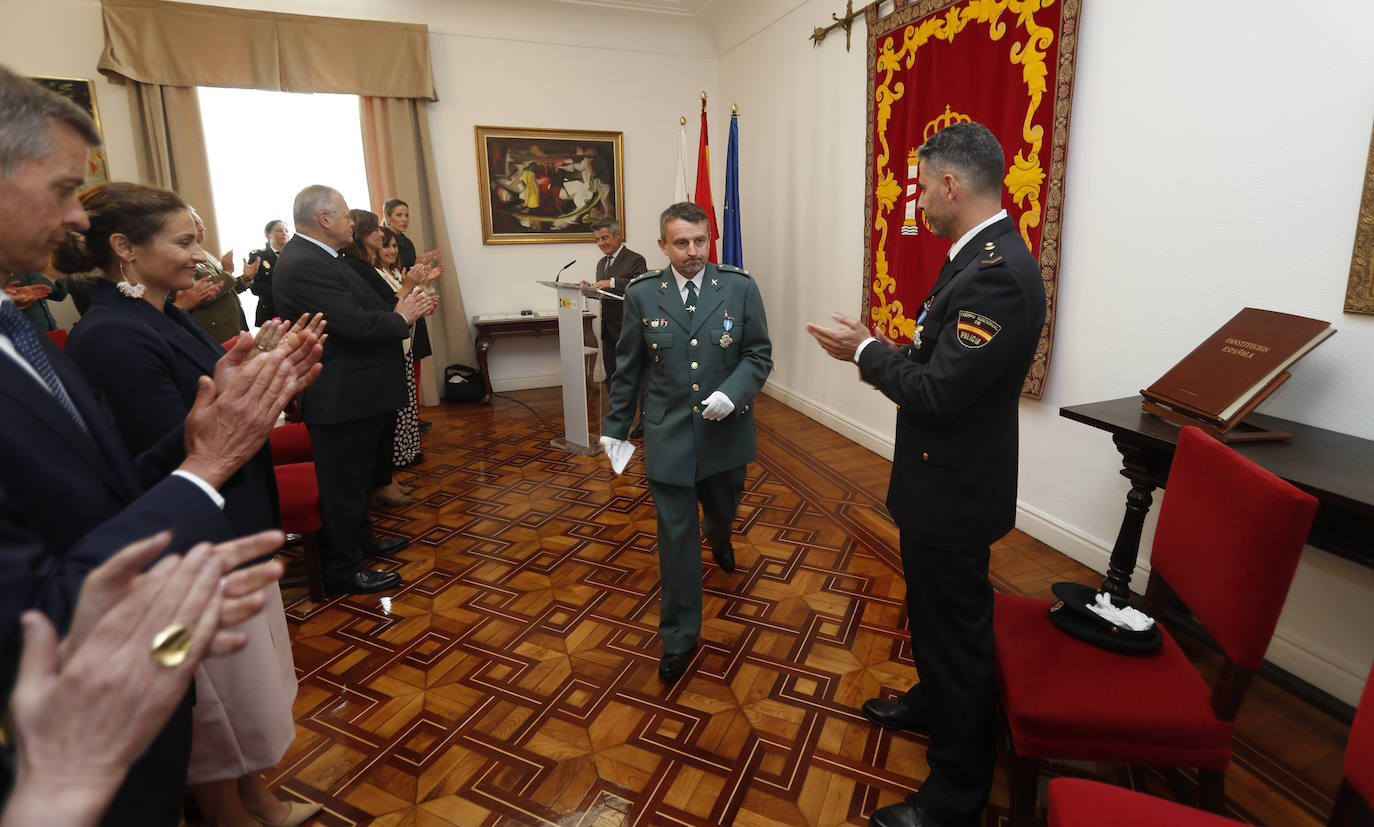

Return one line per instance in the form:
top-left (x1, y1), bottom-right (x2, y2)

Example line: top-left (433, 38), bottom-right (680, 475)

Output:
top-left (270, 390), bottom-right (1345, 826)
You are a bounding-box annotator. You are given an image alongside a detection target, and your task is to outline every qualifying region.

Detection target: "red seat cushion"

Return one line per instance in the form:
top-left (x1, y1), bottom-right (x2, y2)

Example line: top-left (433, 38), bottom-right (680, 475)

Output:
top-left (45, 328), bottom-right (68, 349)
top-left (1047, 778), bottom-right (1241, 827)
top-left (1346, 664), bottom-right (1374, 808)
top-left (269, 422), bottom-right (313, 465)
top-left (273, 462), bottom-right (320, 533)
top-left (994, 593), bottom-right (1234, 769)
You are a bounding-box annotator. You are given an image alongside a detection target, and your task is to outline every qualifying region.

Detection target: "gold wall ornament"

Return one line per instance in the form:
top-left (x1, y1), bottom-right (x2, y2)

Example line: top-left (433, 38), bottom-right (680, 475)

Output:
top-left (810, 0), bottom-right (880, 51)
top-left (1345, 116), bottom-right (1374, 315)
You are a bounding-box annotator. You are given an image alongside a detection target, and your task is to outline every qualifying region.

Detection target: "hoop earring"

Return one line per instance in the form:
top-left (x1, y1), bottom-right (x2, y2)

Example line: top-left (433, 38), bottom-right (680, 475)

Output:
top-left (116, 260), bottom-right (145, 299)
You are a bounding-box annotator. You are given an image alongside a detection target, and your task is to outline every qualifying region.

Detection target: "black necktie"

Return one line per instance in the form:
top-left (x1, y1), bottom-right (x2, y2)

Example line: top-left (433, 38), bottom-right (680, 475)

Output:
top-left (684, 279), bottom-right (697, 312)
top-left (0, 301), bottom-right (89, 433)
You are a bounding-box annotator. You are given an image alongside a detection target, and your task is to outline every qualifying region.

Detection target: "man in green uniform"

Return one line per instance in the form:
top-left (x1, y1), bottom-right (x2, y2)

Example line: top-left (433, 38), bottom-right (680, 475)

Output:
top-left (601, 202), bottom-right (773, 683)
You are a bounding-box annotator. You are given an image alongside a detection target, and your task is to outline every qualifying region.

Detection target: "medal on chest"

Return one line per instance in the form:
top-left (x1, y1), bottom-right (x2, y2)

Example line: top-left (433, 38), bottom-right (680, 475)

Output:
top-left (719, 311), bottom-right (735, 348)
top-left (913, 297), bottom-right (933, 350)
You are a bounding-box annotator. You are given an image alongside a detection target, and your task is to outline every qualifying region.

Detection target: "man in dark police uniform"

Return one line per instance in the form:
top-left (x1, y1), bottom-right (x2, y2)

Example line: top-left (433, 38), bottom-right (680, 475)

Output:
top-left (807, 122), bottom-right (1046, 827)
top-left (601, 202), bottom-right (773, 684)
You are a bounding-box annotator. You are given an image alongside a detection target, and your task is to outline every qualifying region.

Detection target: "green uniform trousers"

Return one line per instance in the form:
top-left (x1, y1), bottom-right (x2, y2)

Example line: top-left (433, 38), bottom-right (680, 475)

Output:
top-left (647, 464), bottom-right (747, 653)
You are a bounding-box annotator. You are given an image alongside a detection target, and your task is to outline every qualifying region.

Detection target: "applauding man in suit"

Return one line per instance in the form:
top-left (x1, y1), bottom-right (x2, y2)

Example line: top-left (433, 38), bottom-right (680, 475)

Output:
top-left (601, 202), bottom-right (773, 683)
top-left (273, 186), bottom-right (438, 596)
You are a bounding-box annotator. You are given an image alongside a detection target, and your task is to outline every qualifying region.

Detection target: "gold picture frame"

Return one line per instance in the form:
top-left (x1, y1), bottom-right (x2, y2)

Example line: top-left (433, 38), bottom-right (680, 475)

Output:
top-left (474, 126), bottom-right (624, 245)
top-left (30, 76), bottom-right (110, 191)
top-left (1346, 117), bottom-right (1374, 315)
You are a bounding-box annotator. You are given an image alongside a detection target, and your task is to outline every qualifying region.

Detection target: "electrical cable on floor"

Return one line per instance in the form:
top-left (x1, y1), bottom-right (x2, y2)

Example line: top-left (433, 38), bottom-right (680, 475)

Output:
top-left (490, 392), bottom-right (560, 434)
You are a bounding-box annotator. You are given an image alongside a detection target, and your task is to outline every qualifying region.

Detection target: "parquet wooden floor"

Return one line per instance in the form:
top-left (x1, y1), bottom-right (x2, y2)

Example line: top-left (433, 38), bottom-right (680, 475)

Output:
top-left (269, 389), bottom-right (1352, 826)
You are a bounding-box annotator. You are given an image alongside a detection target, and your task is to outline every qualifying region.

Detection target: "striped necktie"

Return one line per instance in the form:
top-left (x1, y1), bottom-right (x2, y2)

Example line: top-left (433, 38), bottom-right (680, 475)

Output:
top-left (0, 301), bottom-right (89, 433)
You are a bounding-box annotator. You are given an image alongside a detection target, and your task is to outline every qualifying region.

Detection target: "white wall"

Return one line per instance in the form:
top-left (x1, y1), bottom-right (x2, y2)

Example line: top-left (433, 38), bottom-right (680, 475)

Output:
top-left (712, 0), bottom-right (1374, 704)
top-left (6, 0), bottom-right (1370, 703)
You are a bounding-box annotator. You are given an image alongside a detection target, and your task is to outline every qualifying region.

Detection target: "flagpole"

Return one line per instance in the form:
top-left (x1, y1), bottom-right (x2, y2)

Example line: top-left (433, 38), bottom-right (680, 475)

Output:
top-left (675, 116), bottom-right (690, 204)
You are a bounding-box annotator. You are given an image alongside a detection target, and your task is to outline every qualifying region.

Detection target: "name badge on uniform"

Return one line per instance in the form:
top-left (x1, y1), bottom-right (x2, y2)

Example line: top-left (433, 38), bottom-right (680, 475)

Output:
top-left (719, 311), bottom-right (735, 348)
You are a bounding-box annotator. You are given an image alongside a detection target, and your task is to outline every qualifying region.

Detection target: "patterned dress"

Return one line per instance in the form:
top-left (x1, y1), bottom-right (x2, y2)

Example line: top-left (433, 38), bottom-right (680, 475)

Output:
top-left (376, 267), bottom-right (421, 465)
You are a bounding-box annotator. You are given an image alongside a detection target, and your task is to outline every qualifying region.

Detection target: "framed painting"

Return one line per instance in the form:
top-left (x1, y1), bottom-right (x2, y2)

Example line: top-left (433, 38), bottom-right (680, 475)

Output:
top-left (1346, 116), bottom-right (1374, 315)
top-left (474, 126), bottom-right (624, 244)
top-left (30, 76), bottom-right (110, 191)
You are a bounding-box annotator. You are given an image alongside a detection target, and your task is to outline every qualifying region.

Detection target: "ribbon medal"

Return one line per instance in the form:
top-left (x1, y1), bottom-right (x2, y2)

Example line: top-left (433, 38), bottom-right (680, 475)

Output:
top-left (719, 311), bottom-right (735, 348)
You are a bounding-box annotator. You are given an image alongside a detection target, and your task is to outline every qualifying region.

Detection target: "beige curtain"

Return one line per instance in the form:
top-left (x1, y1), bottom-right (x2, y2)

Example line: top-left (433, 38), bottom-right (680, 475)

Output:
top-left (97, 0), bottom-right (436, 99)
top-left (361, 97), bottom-right (472, 407)
top-left (127, 83), bottom-right (221, 253)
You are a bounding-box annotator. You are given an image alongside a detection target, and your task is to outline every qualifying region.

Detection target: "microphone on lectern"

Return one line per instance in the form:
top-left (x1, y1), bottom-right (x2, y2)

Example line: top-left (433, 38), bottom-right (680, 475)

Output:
top-left (554, 260), bottom-right (576, 283)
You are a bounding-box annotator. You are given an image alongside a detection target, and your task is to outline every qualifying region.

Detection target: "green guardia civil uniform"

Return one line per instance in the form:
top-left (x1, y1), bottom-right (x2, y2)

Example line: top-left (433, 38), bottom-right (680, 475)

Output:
top-left (602, 261), bottom-right (773, 653)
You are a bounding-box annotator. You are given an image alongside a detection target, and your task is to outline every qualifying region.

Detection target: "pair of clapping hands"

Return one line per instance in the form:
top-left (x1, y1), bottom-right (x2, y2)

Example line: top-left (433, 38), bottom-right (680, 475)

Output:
top-left (3, 529), bottom-right (288, 827)
top-left (395, 259), bottom-right (442, 325)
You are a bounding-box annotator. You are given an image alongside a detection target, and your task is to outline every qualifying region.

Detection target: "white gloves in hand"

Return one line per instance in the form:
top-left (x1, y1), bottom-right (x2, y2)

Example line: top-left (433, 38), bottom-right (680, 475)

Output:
top-left (599, 436), bottom-right (635, 475)
top-left (699, 391), bottom-right (735, 421)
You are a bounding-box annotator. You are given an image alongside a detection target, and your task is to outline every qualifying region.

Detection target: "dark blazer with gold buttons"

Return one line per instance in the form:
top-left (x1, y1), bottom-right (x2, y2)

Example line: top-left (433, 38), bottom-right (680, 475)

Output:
top-left (603, 261), bottom-right (772, 487)
top-left (857, 216), bottom-right (1045, 548)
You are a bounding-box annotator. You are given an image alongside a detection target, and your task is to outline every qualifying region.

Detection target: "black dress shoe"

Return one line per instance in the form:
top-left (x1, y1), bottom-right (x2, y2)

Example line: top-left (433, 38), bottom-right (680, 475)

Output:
top-left (325, 569), bottom-right (402, 596)
top-left (629, 422), bottom-right (644, 439)
top-left (367, 536), bottom-right (410, 558)
top-left (861, 693), bottom-right (931, 734)
top-left (658, 646), bottom-right (695, 683)
top-left (870, 797), bottom-right (960, 827)
top-left (707, 535), bottom-right (735, 573)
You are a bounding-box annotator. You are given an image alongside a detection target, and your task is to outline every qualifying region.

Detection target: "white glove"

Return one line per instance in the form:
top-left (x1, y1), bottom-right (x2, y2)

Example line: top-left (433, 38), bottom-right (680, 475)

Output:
top-left (699, 391), bottom-right (735, 421)
top-left (599, 436), bottom-right (635, 475)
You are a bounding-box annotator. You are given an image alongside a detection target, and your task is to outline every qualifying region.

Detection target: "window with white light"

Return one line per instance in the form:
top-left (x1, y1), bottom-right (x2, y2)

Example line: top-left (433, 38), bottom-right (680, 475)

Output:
top-left (197, 86), bottom-right (371, 325)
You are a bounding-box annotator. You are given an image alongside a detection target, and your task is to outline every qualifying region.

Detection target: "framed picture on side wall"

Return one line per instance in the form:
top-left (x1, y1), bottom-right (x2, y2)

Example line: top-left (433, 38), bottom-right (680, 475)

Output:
top-left (474, 126), bottom-right (624, 244)
top-left (1346, 116), bottom-right (1374, 316)
top-left (30, 76), bottom-right (110, 191)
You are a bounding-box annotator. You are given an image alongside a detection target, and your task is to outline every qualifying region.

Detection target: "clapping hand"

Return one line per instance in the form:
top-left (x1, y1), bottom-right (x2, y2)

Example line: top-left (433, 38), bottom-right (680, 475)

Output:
top-left (173, 277), bottom-right (220, 311)
top-left (395, 287), bottom-right (439, 324)
top-left (220, 249), bottom-right (235, 274)
top-left (805, 313), bottom-right (877, 362)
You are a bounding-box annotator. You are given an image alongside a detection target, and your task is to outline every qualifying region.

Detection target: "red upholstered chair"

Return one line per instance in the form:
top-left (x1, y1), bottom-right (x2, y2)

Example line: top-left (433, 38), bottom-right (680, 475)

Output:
top-left (268, 425), bottom-right (323, 602)
top-left (268, 422), bottom-right (313, 465)
top-left (273, 461), bottom-right (325, 603)
top-left (1331, 662), bottom-right (1374, 826)
top-left (1047, 662), bottom-right (1374, 827)
top-left (994, 426), bottom-right (1319, 824)
top-left (1047, 778), bottom-right (1240, 827)
top-left (45, 328), bottom-right (68, 349)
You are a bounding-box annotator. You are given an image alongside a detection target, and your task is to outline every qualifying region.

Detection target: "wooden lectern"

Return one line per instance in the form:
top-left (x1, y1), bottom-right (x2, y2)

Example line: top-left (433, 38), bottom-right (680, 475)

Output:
top-left (535, 280), bottom-right (612, 456)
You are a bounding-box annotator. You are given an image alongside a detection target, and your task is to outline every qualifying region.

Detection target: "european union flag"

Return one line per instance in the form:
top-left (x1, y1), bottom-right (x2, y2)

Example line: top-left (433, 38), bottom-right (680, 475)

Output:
top-left (722, 112), bottom-right (743, 269)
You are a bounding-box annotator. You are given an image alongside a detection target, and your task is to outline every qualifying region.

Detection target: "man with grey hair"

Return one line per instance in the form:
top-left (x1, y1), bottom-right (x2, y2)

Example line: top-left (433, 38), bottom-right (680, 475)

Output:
top-left (582, 216), bottom-right (648, 428)
top-left (808, 121), bottom-right (1046, 827)
top-left (0, 64), bottom-right (322, 826)
top-left (274, 184), bottom-right (438, 596)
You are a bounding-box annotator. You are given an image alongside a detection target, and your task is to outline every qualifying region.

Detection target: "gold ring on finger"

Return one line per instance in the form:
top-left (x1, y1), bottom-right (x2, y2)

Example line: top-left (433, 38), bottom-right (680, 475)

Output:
top-left (150, 622), bottom-right (193, 668)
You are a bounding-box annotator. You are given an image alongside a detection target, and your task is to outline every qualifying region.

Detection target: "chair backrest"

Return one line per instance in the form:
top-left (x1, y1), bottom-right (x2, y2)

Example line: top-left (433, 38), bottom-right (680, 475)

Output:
top-left (1344, 664), bottom-right (1374, 811)
top-left (45, 328), bottom-right (68, 349)
top-left (1150, 427), bottom-right (1317, 671)
top-left (268, 422), bottom-right (313, 465)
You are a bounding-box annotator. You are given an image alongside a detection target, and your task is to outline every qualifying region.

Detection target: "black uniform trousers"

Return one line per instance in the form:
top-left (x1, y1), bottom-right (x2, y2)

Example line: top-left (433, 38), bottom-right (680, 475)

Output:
top-left (900, 534), bottom-right (996, 823)
top-left (645, 464), bottom-right (746, 653)
top-left (308, 414), bottom-right (390, 582)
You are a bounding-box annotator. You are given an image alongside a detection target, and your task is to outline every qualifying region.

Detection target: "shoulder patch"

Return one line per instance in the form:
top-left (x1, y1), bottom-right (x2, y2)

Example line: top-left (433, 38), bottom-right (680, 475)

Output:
top-left (628, 269), bottom-right (661, 284)
top-left (955, 310), bottom-right (1002, 349)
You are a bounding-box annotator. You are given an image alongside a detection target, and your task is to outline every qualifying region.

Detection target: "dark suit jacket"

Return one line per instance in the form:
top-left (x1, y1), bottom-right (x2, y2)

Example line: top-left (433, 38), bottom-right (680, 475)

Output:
top-left (596, 245), bottom-right (648, 347)
top-left (272, 235), bottom-right (410, 425)
top-left (247, 246), bottom-right (279, 326)
top-left (857, 216), bottom-right (1046, 548)
top-left (0, 301), bottom-right (232, 825)
top-left (66, 280), bottom-right (277, 537)
top-left (603, 262), bottom-right (773, 486)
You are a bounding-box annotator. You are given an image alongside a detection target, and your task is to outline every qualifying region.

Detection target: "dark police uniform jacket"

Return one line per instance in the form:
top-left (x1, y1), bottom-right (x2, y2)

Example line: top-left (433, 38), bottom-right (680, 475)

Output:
top-left (247, 246), bottom-right (278, 326)
top-left (603, 262), bottom-right (772, 487)
top-left (857, 216), bottom-right (1046, 548)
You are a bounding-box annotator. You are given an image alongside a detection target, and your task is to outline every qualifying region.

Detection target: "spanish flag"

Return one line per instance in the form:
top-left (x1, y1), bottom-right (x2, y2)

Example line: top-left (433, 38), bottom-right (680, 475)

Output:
top-left (694, 95), bottom-right (720, 264)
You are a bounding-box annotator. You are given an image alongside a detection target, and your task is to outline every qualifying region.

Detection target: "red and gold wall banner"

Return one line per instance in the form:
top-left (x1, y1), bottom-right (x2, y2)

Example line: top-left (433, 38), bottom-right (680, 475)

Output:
top-left (863, 0), bottom-right (1080, 398)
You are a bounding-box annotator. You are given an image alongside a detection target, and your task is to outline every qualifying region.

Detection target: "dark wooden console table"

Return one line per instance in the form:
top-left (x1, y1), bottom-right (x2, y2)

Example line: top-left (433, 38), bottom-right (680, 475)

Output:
top-left (472, 312), bottom-right (596, 404)
top-left (1061, 396), bottom-right (1374, 602)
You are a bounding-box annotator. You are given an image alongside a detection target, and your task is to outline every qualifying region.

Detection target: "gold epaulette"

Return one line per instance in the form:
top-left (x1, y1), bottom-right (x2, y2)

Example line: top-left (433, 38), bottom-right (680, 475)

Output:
top-left (716, 264), bottom-right (751, 277)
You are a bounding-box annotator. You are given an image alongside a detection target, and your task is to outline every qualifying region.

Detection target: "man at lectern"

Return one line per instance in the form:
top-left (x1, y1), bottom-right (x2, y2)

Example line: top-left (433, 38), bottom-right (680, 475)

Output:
top-left (600, 202), bottom-right (773, 684)
top-left (582, 217), bottom-right (648, 434)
